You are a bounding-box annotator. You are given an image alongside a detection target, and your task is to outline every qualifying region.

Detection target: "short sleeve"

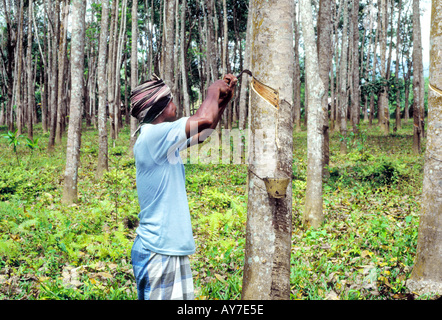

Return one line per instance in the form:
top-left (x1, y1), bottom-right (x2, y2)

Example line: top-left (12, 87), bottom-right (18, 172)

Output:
top-left (139, 117), bottom-right (189, 164)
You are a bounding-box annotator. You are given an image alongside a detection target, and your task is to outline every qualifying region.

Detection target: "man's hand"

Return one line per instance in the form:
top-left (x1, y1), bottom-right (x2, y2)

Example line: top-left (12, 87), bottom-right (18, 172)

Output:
top-left (218, 74), bottom-right (237, 107)
top-left (186, 74), bottom-right (238, 139)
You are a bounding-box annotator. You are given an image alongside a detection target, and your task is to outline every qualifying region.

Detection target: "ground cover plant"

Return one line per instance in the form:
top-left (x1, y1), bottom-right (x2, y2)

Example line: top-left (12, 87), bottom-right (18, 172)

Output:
top-left (0, 120), bottom-right (439, 300)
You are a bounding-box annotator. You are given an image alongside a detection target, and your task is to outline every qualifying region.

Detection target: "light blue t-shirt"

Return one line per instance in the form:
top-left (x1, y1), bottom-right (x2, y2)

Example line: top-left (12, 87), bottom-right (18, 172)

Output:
top-left (133, 116), bottom-right (195, 256)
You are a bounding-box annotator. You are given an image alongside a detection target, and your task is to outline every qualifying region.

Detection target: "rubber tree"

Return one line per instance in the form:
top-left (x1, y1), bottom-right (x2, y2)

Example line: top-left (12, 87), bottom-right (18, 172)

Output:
top-left (129, 0), bottom-right (138, 154)
top-left (407, 0), bottom-right (442, 296)
top-left (242, 0), bottom-right (295, 300)
top-left (301, 0), bottom-right (326, 228)
top-left (96, 0), bottom-right (110, 179)
top-left (412, 0), bottom-right (424, 154)
top-left (62, 0), bottom-right (86, 204)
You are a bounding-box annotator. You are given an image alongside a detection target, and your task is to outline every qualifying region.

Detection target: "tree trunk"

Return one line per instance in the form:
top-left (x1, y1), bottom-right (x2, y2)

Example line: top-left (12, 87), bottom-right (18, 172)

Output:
top-left (129, 0), bottom-right (138, 154)
top-left (412, 0), bottom-right (423, 154)
top-left (96, 0), bottom-right (110, 179)
top-left (293, 2), bottom-right (301, 133)
top-left (62, 0), bottom-right (86, 204)
top-left (351, 0), bottom-right (360, 133)
top-left (339, 0), bottom-right (349, 154)
top-left (404, 58), bottom-right (411, 121)
top-left (317, 0), bottom-right (332, 177)
top-left (16, 0), bottom-right (24, 135)
top-left (114, 0), bottom-right (127, 136)
top-left (242, 0), bottom-right (294, 300)
top-left (379, 0), bottom-right (389, 135)
top-left (180, 0), bottom-right (190, 117)
top-left (48, 0), bottom-right (60, 151)
top-left (301, 0), bottom-right (326, 229)
top-left (395, 0), bottom-right (402, 131)
top-left (107, 0), bottom-right (117, 141)
top-left (222, 0), bottom-right (227, 76)
top-left (148, 0), bottom-right (153, 79)
top-left (56, 0), bottom-right (69, 144)
top-left (2, 0), bottom-right (16, 132)
top-left (331, 0), bottom-right (343, 132)
top-left (407, 0), bottom-right (442, 295)
top-left (36, 4), bottom-right (49, 133)
top-left (205, 0), bottom-right (217, 83)
top-left (26, 0), bottom-right (34, 140)
top-left (164, 0), bottom-right (176, 94)
top-left (238, 2), bottom-right (252, 131)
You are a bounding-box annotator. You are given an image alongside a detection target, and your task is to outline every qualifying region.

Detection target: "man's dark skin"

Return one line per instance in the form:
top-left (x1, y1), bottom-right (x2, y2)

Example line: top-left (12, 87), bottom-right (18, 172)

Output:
top-left (152, 74), bottom-right (238, 144)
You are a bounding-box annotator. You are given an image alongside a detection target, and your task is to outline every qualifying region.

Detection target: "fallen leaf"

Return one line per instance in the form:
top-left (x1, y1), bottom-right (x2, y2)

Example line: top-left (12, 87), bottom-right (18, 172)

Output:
top-left (393, 293), bottom-right (405, 299)
top-left (215, 273), bottom-right (227, 284)
top-left (361, 250), bottom-right (373, 258)
top-left (95, 272), bottom-right (113, 280)
top-left (325, 290), bottom-right (340, 300)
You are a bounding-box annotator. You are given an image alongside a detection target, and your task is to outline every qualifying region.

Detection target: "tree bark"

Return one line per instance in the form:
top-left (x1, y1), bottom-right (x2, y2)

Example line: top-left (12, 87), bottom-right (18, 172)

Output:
top-left (1, 0), bottom-right (16, 132)
top-left (395, 0), bottom-right (403, 131)
top-left (114, 0), bottom-right (127, 136)
top-left (412, 0), bottom-right (423, 154)
top-left (47, 0), bottom-right (60, 151)
top-left (238, 2), bottom-right (252, 131)
top-left (205, 0), bottom-right (217, 83)
top-left (129, 0), bottom-right (138, 154)
top-left (293, 2), bottom-right (301, 133)
top-left (96, 0), bottom-right (110, 179)
top-left (107, 0), bottom-right (117, 141)
top-left (339, 0), bottom-right (349, 154)
top-left (242, 0), bottom-right (294, 300)
top-left (26, 0), bottom-right (34, 140)
top-left (351, 0), bottom-right (360, 133)
top-left (180, 0), bottom-right (190, 117)
top-left (407, 0), bottom-right (442, 295)
top-left (317, 0), bottom-right (332, 177)
top-left (62, 0), bottom-right (86, 204)
top-left (379, 0), bottom-right (389, 135)
top-left (221, 0), bottom-right (227, 76)
top-left (16, 0), bottom-right (24, 135)
top-left (301, 0), bottom-right (326, 229)
top-left (55, 0), bottom-right (69, 144)
top-left (164, 0), bottom-right (176, 94)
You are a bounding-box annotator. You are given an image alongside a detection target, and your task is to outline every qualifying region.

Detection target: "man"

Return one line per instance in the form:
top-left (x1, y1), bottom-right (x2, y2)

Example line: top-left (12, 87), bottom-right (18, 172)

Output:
top-left (130, 74), bottom-right (237, 300)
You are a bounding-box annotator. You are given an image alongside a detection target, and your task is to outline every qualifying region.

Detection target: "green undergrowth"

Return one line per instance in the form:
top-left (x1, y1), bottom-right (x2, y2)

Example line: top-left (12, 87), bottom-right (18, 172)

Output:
top-left (0, 119), bottom-right (436, 300)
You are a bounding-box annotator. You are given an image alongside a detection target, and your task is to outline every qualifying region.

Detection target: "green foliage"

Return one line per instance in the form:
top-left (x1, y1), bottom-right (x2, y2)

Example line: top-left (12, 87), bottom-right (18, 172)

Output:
top-left (3, 129), bottom-right (22, 165)
top-left (0, 120), bottom-right (435, 300)
top-left (25, 137), bottom-right (40, 152)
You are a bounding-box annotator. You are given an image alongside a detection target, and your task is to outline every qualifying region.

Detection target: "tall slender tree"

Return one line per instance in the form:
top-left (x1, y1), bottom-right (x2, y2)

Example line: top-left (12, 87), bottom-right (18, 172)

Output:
top-left (301, 0), bottom-right (326, 228)
top-left (96, 0), bottom-right (110, 179)
top-left (180, 0), bottom-right (190, 117)
top-left (242, 0), bottom-right (294, 300)
top-left (238, 2), bottom-right (251, 131)
top-left (47, 0), bottom-right (60, 151)
top-left (407, 0), bottom-right (442, 295)
top-left (351, 0), bottom-right (360, 133)
top-left (62, 0), bottom-right (86, 204)
top-left (379, 0), bottom-right (389, 135)
top-left (107, 0), bottom-right (117, 141)
top-left (293, 1), bottom-right (301, 133)
top-left (395, 0), bottom-right (403, 131)
top-left (317, 0), bottom-right (332, 176)
top-left (55, 0), bottom-right (69, 144)
top-left (16, 0), bottom-right (24, 135)
top-left (129, 0), bottom-right (138, 153)
top-left (205, 0), bottom-right (217, 83)
top-left (412, 0), bottom-right (424, 154)
top-left (339, 0), bottom-right (349, 154)
top-left (164, 0), bottom-right (176, 94)
top-left (26, 0), bottom-right (34, 140)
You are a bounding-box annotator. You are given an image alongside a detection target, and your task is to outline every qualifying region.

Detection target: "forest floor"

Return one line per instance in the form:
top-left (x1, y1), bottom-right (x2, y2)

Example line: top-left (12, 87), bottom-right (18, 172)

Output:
top-left (0, 119), bottom-right (440, 300)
